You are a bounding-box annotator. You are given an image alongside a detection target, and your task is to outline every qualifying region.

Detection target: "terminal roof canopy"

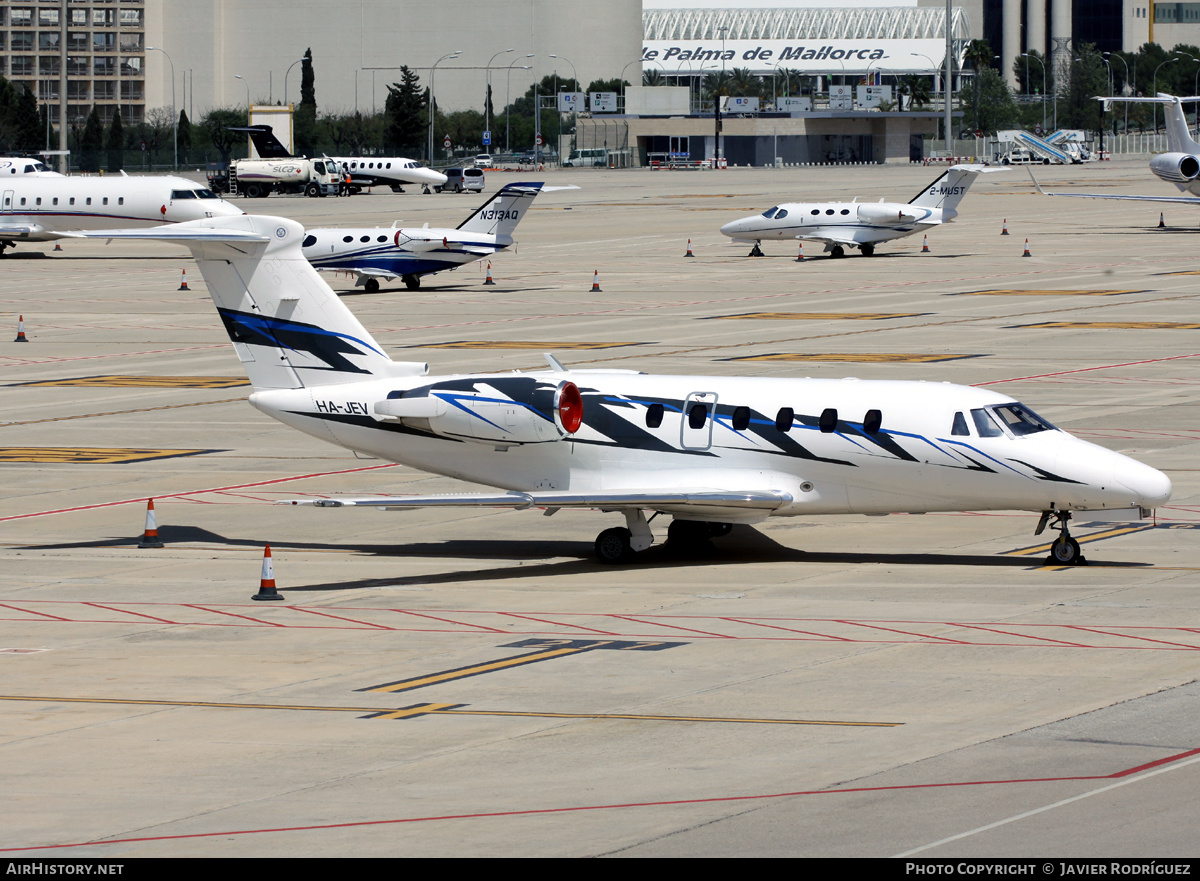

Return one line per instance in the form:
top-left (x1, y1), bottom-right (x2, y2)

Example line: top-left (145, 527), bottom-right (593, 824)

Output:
top-left (642, 6), bottom-right (969, 75)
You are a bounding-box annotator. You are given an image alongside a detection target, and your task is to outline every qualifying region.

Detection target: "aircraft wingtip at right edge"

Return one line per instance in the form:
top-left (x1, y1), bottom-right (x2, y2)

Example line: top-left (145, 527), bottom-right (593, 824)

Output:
top-left (1026, 168), bottom-right (1048, 195)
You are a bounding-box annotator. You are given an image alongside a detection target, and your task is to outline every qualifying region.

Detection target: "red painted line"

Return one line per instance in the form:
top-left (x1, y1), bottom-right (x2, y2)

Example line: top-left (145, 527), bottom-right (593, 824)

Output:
top-left (836, 620), bottom-right (971, 644)
top-left (179, 605), bottom-right (286, 627)
top-left (719, 617), bottom-right (855, 641)
top-left (974, 352), bottom-right (1200, 386)
top-left (0, 463), bottom-right (398, 522)
top-left (6, 746), bottom-right (1199, 853)
top-left (949, 623), bottom-right (1090, 648)
top-left (496, 612), bottom-right (621, 635)
top-left (81, 602), bottom-right (178, 625)
top-left (392, 609), bottom-right (511, 634)
top-left (607, 616), bottom-right (733, 638)
top-left (0, 603), bottom-right (71, 621)
top-left (290, 607), bottom-right (395, 630)
top-left (1058, 625), bottom-right (1200, 651)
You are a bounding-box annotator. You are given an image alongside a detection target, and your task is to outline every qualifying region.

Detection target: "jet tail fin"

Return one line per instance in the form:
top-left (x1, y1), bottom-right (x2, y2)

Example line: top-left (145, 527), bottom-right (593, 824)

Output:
top-left (456, 182), bottom-right (547, 238)
top-left (907, 164), bottom-right (1000, 212)
top-left (82, 217), bottom-right (426, 391)
top-left (227, 125), bottom-right (294, 159)
top-left (1101, 95), bottom-right (1200, 155)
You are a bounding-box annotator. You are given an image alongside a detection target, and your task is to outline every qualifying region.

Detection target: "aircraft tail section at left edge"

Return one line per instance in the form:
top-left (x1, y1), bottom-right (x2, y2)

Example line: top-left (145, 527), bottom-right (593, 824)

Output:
top-left (81, 215), bottom-right (427, 391)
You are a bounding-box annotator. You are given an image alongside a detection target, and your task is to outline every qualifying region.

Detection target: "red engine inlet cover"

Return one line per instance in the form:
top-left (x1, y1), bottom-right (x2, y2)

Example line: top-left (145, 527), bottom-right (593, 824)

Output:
top-left (556, 381), bottom-right (583, 435)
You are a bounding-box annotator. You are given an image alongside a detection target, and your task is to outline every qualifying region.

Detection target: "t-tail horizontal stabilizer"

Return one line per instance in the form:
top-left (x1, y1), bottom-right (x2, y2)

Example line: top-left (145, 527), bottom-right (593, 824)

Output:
top-left (81, 216), bottom-right (428, 390)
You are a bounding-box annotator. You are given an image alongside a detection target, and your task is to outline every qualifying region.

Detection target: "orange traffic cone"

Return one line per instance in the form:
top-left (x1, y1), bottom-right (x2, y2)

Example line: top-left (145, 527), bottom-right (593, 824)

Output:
top-left (137, 499), bottom-right (164, 548)
top-left (685, 239), bottom-right (694, 258)
top-left (590, 270), bottom-right (602, 292)
top-left (921, 235), bottom-right (930, 253)
top-left (1158, 212), bottom-right (1166, 229)
top-left (53, 240), bottom-right (63, 251)
top-left (1022, 237), bottom-right (1032, 257)
top-left (483, 262), bottom-right (496, 285)
top-left (1001, 219), bottom-right (1009, 236)
top-left (795, 242), bottom-right (805, 262)
top-left (178, 269), bottom-right (190, 291)
top-left (14, 315), bottom-right (28, 342)
top-left (252, 544), bottom-right (283, 601)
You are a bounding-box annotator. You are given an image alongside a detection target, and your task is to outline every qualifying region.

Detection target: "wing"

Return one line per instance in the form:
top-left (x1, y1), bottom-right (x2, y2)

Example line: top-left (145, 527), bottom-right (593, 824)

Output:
top-left (281, 489), bottom-right (792, 520)
top-left (1026, 167), bottom-right (1200, 204)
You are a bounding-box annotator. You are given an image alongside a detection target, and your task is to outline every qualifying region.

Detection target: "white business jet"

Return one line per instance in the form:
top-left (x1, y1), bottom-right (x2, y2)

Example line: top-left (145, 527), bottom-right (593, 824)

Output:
top-left (0, 174), bottom-right (243, 254)
top-left (1, 157), bottom-right (62, 177)
top-left (720, 165), bottom-right (1003, 257)
top-left (303, 181), bottom-right (556, 292)
top-left (234, 125), bottom-right (447, 193)
top-left (82, 213), bottom-right (1170, 567)
top-left (1030, 94), bottom-right (1200, 204)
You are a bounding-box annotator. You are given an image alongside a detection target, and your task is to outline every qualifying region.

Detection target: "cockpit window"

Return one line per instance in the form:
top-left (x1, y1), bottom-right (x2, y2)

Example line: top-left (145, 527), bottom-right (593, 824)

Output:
top-left (302, 234), bottom-right (317, 248)
top-left (761, 207), bottom-right (779, 219)
top-left (774, 208), bottom-right (788, 220)
top-left (992, 403), bottom-right (1056, 435)
top-left (951, 411), bottom-right (970, 436)
top-left (970, 408), bottom-right (1004, 437)
top-left (194, 189), bottom-right (219, 199)
top-left (170, 189), bottom-right (196, 199)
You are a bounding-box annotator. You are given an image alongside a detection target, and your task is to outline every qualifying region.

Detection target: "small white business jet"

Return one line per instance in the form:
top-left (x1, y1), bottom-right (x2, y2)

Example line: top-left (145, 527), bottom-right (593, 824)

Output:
top-left (0, 173), bottom-right (243, 254)
top-left (1030, 94), bottom-right (1200, 204)
top-left (303, 181), bottom-right (559, 292)
top-left (82, 214), bottom-right (1170, 567)
top-left (0, 157), bottom-right (62, 177)
top-left (234, 125), bottom-right (447, 193)
top-left (720, 165), bottom-right (1003, 257)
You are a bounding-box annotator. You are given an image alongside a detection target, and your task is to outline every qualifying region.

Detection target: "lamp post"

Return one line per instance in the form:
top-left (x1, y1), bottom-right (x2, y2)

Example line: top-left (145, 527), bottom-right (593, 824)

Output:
top-left (485, 48), bottom-right (513, 149)
top-left (234, 74), bottom-right (250, 111)
top-left (1153, 57), bottom-right (1178, 132)
top-left (283, 57), bottom-right (305, 106)
top-left (1104, 52), bottom-right (1129, 134)
top-left (1021, 53), bottom-right (1046, 132)
top-left (428, 50), bottom-right (462, 165)
top-left (549, 53), bottom-right (578, 159)
top-left (146, 46), bottom-right (176, 168)
top-left (506, 54), bottom-right (534, 153)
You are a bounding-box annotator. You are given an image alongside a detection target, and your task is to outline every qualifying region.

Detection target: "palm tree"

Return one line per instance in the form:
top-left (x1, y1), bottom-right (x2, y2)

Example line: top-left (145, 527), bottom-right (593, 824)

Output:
top-left (642, 69), bottom-right (664, 87)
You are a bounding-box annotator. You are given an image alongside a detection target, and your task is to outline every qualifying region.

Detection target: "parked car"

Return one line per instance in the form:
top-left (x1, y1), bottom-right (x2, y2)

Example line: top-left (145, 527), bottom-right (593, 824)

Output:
top-left (435, 166), bottom-right (485, 193)
top-left (474, 154), bottom-right (494, 168)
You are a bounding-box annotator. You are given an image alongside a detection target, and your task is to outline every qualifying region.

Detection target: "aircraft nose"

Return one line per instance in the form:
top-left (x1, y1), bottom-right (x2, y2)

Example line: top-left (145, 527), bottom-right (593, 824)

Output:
top-left (1113, 456), bottom-right (1172, 507)
top-left (720, 217), bottom-right (747, 238)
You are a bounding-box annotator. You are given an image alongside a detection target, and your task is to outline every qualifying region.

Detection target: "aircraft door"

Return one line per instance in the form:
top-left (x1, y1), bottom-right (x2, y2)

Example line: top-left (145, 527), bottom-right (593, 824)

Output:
top-left (680, 392), bottom-right (717, 450)
top-left (2, 190), bottom-right (12, 212)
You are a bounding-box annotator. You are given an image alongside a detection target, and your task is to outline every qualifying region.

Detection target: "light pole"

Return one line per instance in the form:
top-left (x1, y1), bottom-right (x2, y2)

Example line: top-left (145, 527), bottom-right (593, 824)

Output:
top-left (1021, 53), bottom-right (1046, 132)
top-left (549, 54), bottom-right (578, 159)
top-left (620, 58), bottom-right (641, 112)
top-left (485, 48), bottom-right (514, 149)
top-left (1104, 52), bottom-right (1129, 134)
top-left (1153, 57), bottom-right (1178, 132)
top-left (283, 57), bottom-right (305, 106)
top-left (506, 54), bottom-right (534, 153)
top-left (234, 74), bottom-right (250, 111)
top-left (428, 50), bottom-right (462, 165)
top-left (146, 46), bottom-right (176, 168)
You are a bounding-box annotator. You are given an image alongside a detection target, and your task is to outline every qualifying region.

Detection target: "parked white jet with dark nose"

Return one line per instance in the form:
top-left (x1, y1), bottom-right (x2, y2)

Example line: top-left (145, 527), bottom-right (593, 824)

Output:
top-left (82, 214), bottom-right (1170, 567)
top-left (720, 165), bottom-right (1003, 258)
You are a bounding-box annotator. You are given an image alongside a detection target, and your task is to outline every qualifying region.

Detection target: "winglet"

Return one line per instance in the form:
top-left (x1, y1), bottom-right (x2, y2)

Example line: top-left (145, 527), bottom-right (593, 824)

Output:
top-left (1027, 168), bottom-right (1048, 195)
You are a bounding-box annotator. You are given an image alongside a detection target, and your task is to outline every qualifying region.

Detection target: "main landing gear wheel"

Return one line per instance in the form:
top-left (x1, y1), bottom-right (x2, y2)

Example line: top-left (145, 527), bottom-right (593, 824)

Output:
top-left (403, 274), bottom-right (420, 291)
top-left (831, 245), bottom-right (846, 258)
top-left (595, 527), bottom-right (635, 564)
top-left (363, 278), bottom-right (380, 294)
top-left (748, 243), bottom-right (764, 257)
top-left (860, 243), bottom-right (875, 257)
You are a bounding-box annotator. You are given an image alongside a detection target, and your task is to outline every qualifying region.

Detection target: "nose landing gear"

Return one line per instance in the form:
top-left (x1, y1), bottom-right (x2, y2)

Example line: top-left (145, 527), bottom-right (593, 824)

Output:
top-left (1037, 510), bottom-right (1087, 566)
top-left (748, 242), bottom-right (765, 257)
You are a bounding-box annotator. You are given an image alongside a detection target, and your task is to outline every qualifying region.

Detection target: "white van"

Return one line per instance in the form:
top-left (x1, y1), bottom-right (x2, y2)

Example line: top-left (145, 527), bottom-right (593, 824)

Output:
top-left (435, 166), bottom-right (485, 193)
top-left (563, 148), bottom-right (607, 167)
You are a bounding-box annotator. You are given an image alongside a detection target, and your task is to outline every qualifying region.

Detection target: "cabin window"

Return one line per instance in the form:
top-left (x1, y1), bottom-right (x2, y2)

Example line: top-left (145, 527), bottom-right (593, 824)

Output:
top-left (69, 198), bottom-right (75, 205)
top-left (302, 234), bottom-right (317, 248)
top-left (840, 208), bottom-right (850, 215)
top-left (19, 198), bottom-right (25, 205)
top-left (731, 406), bottom-right (750, 431)
top-left (971, 408), bottom-right (1004, 437)
top-left (52, 197), bottom-right (58, 205)
top-left (342, 235), bottom-right (353, 243)
top-left (359, 235), bottom-right (370, 243)
top-left (951, 411), bottom-right (970, 436)
top-left (819, 408), bottom-right (838, 433)
top-left (992, 403), bottom-right (1055, 435)
top-left (810, 209), bottom-right (819, 215)
top-left (825, 209), bottom-right (834, 215)
top-left (377, 235), bottom-right (387, 242)
top-left (35, 197), bottom-right (41, 205)
top-left (775, 407), bottom-right (794, 432)
top-left (688, 402), bottom-right (708, 429)
top-left (863, 409), bottom-right (881, 434)
top-left (102, 197), bottom-right (108, 205)
top-left (386, 162), bottom-right (392, 169)
top-left (118, 197), bottom-right (123, 205)
top-left (645, 403), bottom-right (664, 428)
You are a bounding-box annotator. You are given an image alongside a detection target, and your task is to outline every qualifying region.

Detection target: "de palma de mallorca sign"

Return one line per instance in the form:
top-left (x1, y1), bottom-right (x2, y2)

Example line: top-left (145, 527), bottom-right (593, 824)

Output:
top-left (640, 40), bottom-right (950, 74)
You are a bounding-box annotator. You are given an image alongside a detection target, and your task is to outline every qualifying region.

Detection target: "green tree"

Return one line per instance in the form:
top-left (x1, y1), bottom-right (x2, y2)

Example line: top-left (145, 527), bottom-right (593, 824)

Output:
top-left (961, 68), bottom-right (1020, 135)
top-left (384, 66), bottom-right (425, 154)
top-left (1061, 44), bottom-right (1108, 131)
top-left (964, 39), bottom-right (996, 133)
top-left (178, 109), bottom-right (192, 165)
top-left (79, 106), bottom-right (104, 172)
top-left (106, 110), bottom-right (125, 173)
top-left (200, 107), bottom-right (248, 164)
top-left (296, 48), bottom-right (317, 156)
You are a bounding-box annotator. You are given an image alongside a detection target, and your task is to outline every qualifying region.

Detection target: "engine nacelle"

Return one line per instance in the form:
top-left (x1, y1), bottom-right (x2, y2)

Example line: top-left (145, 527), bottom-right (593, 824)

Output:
top-left (1149, 152), bottom-right (1200, 184)
top-left (856, 203), bottom-right (920, 225)
top-left (373, 380), bottom-right (582, 445)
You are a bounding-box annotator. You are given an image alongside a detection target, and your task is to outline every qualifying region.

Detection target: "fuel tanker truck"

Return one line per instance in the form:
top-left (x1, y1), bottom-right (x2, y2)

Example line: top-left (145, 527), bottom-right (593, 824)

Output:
top-left (207, 156), bottom-right (341, 198)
